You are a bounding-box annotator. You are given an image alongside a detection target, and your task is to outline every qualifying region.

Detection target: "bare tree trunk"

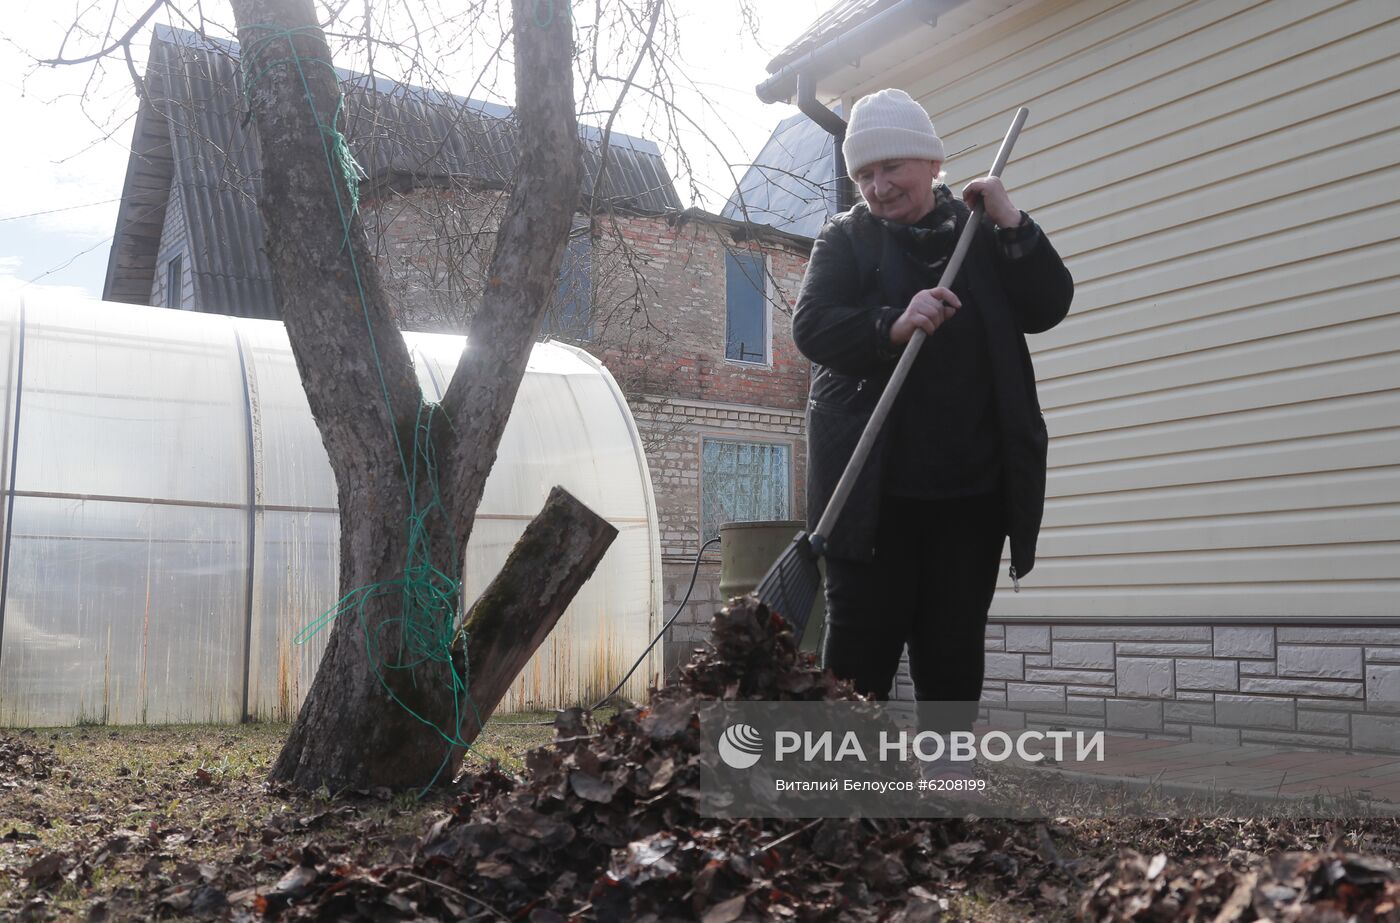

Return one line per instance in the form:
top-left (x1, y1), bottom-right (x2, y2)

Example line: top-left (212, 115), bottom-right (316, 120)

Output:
top-left (232, 0), bottom-right (584, 790)
top-left (437, 0), bottom-right (582, 536)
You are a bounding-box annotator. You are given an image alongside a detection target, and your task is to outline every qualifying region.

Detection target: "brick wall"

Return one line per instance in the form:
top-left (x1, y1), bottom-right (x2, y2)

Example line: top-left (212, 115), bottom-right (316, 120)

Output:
top-left (588, 214), bottom-right (811, 674)
top-left (591, 213), bottom-right (810, 413)
top-left (361, 183), bottom-right (503, 331)
top-left (645, 399), bottom-right (807, 679)
top-left (661, 567), bottom-right (723, 678)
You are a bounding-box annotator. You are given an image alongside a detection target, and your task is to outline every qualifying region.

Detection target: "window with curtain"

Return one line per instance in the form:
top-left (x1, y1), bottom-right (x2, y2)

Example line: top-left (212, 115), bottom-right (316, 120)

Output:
top-left (725, 250), bottom-right (768, 363)
top-left (700, 439), bottom-right (791, 542)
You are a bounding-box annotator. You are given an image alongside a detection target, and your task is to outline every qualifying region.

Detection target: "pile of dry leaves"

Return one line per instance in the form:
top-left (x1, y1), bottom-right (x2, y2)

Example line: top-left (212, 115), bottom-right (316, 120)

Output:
top-left (245, 598), bottom-right (976, 921)
top-left (1079, 847), bottom-right (1399, 922)
top-left (0, 735), bottom-right (56, 786)
top-left (226, 598), bottom-right (1400, 922)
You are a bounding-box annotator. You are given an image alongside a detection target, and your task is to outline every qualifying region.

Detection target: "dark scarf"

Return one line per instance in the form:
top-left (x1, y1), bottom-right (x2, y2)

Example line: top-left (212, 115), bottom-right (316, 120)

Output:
top-left (875, 183), bottom-right (961, 284)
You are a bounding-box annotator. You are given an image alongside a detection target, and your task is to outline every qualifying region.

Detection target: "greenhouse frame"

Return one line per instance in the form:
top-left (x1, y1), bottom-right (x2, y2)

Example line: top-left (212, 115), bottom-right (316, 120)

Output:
top-left (0, 296), bottom-right (662, 727)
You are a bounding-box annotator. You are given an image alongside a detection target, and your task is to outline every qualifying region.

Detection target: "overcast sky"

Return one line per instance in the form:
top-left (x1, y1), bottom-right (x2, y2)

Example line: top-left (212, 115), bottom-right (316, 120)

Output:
top-left (0, 0), bottom-right (827, 303)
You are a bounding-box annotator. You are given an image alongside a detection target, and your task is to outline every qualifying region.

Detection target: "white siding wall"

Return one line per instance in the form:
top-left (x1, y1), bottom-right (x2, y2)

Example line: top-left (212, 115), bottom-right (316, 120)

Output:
top-left (150, 179), bottom-right (194, 309)
top-left (880, 0), bottom-right (1400, 621)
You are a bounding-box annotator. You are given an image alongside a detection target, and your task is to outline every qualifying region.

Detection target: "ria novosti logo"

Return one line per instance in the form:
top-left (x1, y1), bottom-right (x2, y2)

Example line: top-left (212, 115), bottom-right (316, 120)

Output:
top-left (717, 724), bottom-right (764, 769)
top-left (714, 723), bottom-right (1106, 769)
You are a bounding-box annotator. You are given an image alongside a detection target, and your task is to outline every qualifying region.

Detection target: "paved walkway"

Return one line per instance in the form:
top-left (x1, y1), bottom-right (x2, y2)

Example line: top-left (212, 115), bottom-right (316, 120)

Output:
top-left (1013, 731), bottom-right (1400, 809)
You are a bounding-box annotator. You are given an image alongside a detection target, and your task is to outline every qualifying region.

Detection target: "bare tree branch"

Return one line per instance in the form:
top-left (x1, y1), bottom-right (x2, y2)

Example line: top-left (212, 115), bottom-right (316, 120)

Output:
top-left (437, 0), bottom-right (581, 540)
top-left (587, 0), bottom-right (662, 208)
top-left (42, 0), bottom-right (167, 67)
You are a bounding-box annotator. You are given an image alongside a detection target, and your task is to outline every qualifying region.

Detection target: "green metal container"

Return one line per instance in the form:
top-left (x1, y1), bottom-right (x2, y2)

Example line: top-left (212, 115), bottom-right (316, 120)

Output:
top-left (718, 520), bottom-right (827, 653)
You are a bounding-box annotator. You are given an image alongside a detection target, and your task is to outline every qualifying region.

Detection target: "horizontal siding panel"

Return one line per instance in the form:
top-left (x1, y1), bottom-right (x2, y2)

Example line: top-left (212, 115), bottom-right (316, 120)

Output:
top-left (991, 582), bottom-right (1400, 619)
top-left (1042, 468), bottom-right (1400, 527)
top-left (1047, 352), bottom-right (1397, 436)
top-left (1040, 506), bottom-right (1400, 556)
top-left (918, 0), bottom-right (1254, 142)
top-left (1051, 119), bottom-right (1399, 263)
top-left (941, 0), bottom-right (1374, 191)
top-left (859, 0), bottom-right (1400, 621)
top-left (1047, 428), bottom-right (1400, 496)
top-left (1037, 271), bottom-right (1400, 383)
top-left (1016, 0), bottom-right (1391, 193)
top-left (1028, 543), bottom-right (1399, 587)
top-left (1034, 237), bottom-right (1400, 356)
top-left (1022, 13), bottom-right (1400, 199)
top-left (900, 0), bottom-right (1174, 121)
top-left (1065, 156), bottom-right (1400, 287)
top-left (1049, 391), bottom-right (1400, 467)
top-left (1062, 199), bottom-right (1400, 320)
top-left (1041, 90), bottom-right (1400, 240)
top-left (1040, 311), bottom-right (1400, 411)
top-left (1026, 43), bottom-right (1400, 220)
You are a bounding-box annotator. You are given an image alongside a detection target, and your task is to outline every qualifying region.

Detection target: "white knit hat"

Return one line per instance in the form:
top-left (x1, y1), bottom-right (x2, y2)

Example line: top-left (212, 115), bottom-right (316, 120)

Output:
top-left (842, 88), bottom-right (945, 178)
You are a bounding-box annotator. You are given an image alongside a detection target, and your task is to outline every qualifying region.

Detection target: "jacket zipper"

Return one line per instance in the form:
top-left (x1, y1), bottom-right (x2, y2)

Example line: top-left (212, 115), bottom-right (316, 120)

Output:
top-left (1009, 565), bottom-right (1020, 593)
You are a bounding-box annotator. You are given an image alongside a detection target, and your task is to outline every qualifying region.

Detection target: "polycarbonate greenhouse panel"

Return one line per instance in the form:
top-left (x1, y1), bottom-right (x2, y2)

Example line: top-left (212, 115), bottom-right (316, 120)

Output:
top-left (245, 510), bottom-right (339, 723)
top-left (0, 497), bottom-right (247, 726)
top-left (403, 337), bottom-right (450, 400)
top-left (0, 303), bottom-right (16, 594)
top-left (236, 320), bottom-right (337, 511)
top-left (463, 517), bottom-right (657, 710)
top-left (15, 300), bottom-right (248, 504)
top-left (406, 334), bottom-right (649, 518)
top-left (0, 297), bottom-right (661, 726)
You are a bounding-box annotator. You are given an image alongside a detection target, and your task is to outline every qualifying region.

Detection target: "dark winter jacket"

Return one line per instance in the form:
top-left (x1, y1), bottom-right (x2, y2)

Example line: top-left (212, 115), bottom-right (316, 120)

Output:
top-left (792, 193), bottom-right (1073, 579)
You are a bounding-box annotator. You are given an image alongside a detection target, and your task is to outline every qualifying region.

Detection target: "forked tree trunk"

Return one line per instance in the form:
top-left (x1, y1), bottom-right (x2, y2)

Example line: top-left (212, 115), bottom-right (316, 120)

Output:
top-left (273, 488), bottom-right (615, 790)
top-left (232, 0), bottom-right (584, 790)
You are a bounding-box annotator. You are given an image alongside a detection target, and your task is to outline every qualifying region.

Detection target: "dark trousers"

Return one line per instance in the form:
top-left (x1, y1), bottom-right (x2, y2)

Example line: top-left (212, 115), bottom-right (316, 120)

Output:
top-left (821, 490), bottom-right (1006, 731)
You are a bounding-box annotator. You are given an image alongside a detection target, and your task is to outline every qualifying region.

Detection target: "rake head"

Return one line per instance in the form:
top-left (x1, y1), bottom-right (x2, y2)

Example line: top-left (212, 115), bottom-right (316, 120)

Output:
top-left (754, 530), bottom-right (823, 642)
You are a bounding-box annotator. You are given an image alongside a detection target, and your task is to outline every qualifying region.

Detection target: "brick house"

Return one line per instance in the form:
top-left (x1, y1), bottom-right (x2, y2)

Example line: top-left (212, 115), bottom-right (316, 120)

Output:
top-left (104, 25), bottom-right (815, 681)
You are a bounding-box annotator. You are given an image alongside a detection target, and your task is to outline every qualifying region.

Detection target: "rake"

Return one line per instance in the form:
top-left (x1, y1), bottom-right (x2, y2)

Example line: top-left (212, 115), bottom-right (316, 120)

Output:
top-left (755, 106), bottom-right (1031, 642)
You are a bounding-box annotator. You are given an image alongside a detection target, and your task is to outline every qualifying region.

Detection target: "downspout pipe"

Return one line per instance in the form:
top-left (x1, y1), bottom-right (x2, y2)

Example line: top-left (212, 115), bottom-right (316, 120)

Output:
top-left (796, 73), bottom-right (854, 213)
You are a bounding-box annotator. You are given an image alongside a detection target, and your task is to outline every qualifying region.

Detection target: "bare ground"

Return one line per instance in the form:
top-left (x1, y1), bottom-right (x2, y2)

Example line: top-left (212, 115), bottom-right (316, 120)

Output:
top-left (0, 718), bottom-right (555, 920)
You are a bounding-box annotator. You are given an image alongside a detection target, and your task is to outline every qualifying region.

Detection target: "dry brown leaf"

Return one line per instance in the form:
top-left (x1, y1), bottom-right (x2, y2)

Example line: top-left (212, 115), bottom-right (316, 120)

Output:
top-left (701, 894), bottom-right (748, 923)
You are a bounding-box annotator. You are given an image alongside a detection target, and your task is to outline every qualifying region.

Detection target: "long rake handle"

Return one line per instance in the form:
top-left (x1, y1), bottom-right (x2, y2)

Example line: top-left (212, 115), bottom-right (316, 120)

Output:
top-left (811, 107), bottom-right (1030, 544)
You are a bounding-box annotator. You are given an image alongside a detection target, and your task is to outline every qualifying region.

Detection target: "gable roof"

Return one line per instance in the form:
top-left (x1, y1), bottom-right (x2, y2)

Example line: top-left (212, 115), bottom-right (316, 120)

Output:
top-left (104, 25), bottom-right (682, 315)
top-left (721, 111), bottom-right (839, 239)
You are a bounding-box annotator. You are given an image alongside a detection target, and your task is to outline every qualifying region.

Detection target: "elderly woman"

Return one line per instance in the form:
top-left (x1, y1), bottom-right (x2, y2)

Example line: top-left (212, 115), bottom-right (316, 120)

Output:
top-left (793, 89), bottom-right (1073, 738)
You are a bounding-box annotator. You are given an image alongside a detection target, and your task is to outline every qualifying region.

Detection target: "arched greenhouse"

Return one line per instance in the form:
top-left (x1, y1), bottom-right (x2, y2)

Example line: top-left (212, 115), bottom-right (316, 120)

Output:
top-left (0, 296), bottom-right (662, 727)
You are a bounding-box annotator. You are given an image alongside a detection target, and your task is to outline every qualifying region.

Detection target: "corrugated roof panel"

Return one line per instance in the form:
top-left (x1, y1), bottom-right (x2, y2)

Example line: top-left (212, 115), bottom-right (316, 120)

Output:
top-left (115, 25), bottom-right (683, 316)
top-left (723, 111), bottom-right (838, 239)
top-left (156, 37), bottom-right (278, 316)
